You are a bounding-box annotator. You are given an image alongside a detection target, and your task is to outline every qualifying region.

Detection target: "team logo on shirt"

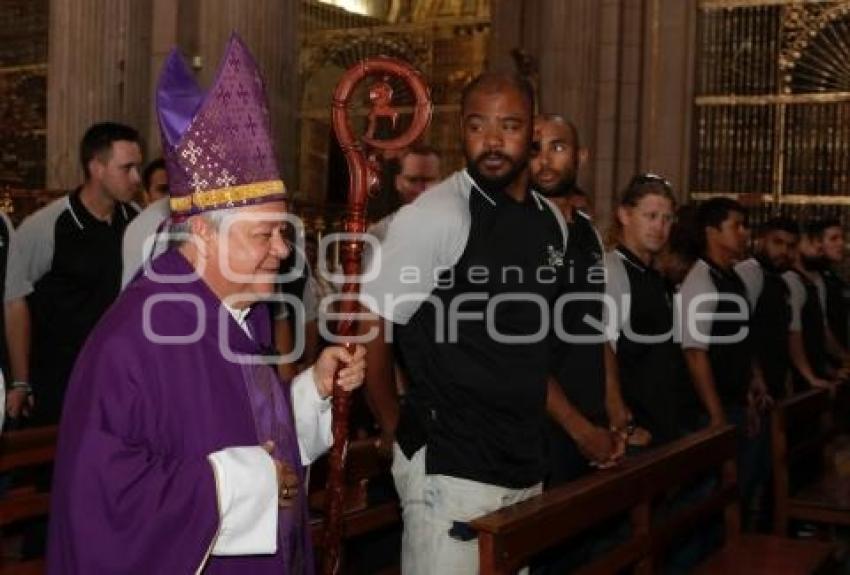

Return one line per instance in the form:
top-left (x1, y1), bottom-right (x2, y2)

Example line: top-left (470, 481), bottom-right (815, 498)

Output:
top-left (589, 250), bottom-right (602, 267)
top-left (547, 244), bottom-right (565, 267)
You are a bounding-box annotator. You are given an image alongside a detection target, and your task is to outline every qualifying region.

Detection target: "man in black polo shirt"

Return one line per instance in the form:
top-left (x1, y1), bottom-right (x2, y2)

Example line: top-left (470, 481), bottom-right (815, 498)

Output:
top-left (530, 114), bottom-right (623, 484)
top-left (680, 198), bottom-right (770, 526)
top-left (12, 122), bottom-right (141, 426)
top-left (605, 175), bottom-right (698, 447)
top-left (783, 222), bottom-right (850, 391)
top-left (530, 114), bottom-right (593, 217)
top-left (360, 73), bottom-right (586, 573)
top-left (815, 219), bottom-right (849, 349)
top-left (735, 218), bottom-right (799, 399)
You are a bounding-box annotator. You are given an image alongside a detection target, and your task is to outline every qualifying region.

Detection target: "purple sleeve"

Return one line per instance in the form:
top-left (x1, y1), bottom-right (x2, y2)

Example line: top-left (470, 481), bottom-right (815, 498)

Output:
top-left (48, 339), bottom-right (221, 574)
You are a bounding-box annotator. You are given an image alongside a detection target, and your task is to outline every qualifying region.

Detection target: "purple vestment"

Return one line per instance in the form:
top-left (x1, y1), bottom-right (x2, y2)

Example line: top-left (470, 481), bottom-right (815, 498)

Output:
top-left (47, 249), bottom-right (314, 574)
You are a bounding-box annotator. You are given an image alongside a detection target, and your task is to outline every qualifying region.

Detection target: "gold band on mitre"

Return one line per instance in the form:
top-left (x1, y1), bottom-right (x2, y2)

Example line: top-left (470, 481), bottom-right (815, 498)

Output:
top-left (170, 179), bottom-right (287, 214)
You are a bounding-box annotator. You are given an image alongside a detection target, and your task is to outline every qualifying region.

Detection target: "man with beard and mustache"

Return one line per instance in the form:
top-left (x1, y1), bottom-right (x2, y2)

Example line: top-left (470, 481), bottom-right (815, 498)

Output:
top-left (530, 114), bottom-right (625, 487)
top-left (783, 222), bottom-right (850, 391)
top-left (529, 114), bottom-right (592, 217)
top-left (358, 73), bottom-right (602, 573)
top-left (813, 219), bottom-right (849, 349)
top-left (735, 218), bottom-right (800, 399)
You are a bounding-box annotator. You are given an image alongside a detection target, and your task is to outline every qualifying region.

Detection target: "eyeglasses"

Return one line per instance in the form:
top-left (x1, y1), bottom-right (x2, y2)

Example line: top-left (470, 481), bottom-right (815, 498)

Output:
top-left (629, 172), bottom-right (672, 190)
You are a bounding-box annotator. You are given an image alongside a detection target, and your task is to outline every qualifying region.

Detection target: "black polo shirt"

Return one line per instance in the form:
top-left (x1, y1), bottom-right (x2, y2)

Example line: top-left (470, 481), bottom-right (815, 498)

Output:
top-left (361, 170), bottom-right (568, 488)
top-left (607, 246), bottom-right (696, 443)
top-left (784, 268), bottom-right (831, 384)
top-left (680, 258), bottom-right (752, 407)
top-left (736, 257), bottom-right (793, 398)
top-left (544, 210), bottom-right (607, 484)
top-left (821, 264), bottom-right (849, 348)
top-left (17, 189), bottom-right (138, 423)
top-left (551, 210), bottom-right (606, 421)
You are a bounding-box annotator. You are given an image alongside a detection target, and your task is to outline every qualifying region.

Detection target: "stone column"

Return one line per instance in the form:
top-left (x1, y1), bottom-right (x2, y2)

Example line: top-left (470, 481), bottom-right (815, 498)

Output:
top-left (638, 0), bottom-right (698, 202)
top-left (47, 0), bottom-right (153, 189)
top-left (487, 0), bottom-right (700, 228)
top-left (145, 0), bottom-right (179, 159)
top-left (489, 0), bottom-right (610, 223)
top-left (602, 0), bottom-right (642, 227)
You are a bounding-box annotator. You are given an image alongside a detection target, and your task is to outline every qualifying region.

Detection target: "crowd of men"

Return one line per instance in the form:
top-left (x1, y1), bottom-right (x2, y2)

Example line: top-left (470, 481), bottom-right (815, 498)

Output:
top-left (0, 37), bottom-right (848, 573)
top-left (356, 73), bottom-right (849, 573)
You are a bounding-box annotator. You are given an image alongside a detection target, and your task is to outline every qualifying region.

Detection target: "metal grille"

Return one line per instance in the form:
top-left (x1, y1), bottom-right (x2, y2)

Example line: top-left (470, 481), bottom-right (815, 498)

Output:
top-left (0, 0), bottom-right (48, 190)
top-left (691, 1), bottom-right (850, 209)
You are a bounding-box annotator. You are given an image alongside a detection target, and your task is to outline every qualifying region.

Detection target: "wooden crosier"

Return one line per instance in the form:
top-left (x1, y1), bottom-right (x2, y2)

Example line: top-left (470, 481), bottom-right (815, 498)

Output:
top-left (321, 56), bottom-right (431, 575)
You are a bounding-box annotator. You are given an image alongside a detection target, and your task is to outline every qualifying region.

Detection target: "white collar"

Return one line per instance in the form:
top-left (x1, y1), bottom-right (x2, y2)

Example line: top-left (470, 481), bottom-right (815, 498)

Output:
top-left (223, 302), bottom-right (252, 337)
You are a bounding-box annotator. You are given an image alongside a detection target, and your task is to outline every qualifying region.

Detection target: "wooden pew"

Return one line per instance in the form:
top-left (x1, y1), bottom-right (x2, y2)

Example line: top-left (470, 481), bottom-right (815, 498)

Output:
top-left (0, 426), bottom-right (58, 575)
top-left (772, 386), bottom-right (850, 536)
top-left (471, 426), bottom-right (834, 575)
top-left (308, 437), bottom-right (401, 573)
top-left (0, 427), bottom-right (400, 573)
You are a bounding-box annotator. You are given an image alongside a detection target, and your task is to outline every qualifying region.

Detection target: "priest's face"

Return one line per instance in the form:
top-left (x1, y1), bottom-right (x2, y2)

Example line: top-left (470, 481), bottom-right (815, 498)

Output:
top-left (212, 201), bottom-right (290, 306)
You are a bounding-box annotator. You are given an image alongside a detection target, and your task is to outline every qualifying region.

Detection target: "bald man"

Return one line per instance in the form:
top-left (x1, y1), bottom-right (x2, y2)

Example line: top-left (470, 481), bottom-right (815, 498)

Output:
top-left (531, 114), bottom-right (592, 218)
top-left (531, 114), bottom-right (626, 490)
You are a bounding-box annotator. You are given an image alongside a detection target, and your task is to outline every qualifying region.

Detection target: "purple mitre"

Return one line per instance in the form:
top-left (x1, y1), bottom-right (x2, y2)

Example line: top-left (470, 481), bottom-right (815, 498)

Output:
top-left (155, 33), bottom-right (286, 219)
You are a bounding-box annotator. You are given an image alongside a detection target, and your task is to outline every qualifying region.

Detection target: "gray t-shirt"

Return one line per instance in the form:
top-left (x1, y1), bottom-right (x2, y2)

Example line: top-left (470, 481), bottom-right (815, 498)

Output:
top-left (1, 210), bottom-right (33, 302)
top-left (734, 257), bottom-right (764, 310)
top-left (603, 249), bottom-right (630, 349)
top-left (367, 213), bottom-right (395, 244)
top-left (679, 259), bottom-right (750, 351)
top-left (781, 270), bottom-right (827, 332)
top-left (359, 170), bottom-right (474, 324)
top-left (359, 169), bottom-right (568, 324)
top-left (121, 197), bottom-right (171, 288)
top-left (680, 259), bottom-right (718, 351)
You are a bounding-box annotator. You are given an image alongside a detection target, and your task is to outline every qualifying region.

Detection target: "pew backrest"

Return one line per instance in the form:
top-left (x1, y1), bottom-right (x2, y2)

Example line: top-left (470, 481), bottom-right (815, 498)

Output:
top-left (471, 426), bottom-right (739, 575)
top-left (0, 426), bottom-right (58, 475)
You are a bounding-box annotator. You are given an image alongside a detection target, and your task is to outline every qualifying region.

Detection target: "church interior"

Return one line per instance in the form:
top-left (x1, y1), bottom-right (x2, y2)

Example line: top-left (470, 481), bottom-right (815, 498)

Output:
top-left (3, 1), bottom-right (850, 235)
top-left (2, 0), bottom-right (850, 573)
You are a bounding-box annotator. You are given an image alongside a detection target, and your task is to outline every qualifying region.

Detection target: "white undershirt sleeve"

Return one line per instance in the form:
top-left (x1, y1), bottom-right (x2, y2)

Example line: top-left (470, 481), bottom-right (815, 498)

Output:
top-left (291, 367), bottom-right (333, 465)
top-left (208, 446), bottom-right (279, 556)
